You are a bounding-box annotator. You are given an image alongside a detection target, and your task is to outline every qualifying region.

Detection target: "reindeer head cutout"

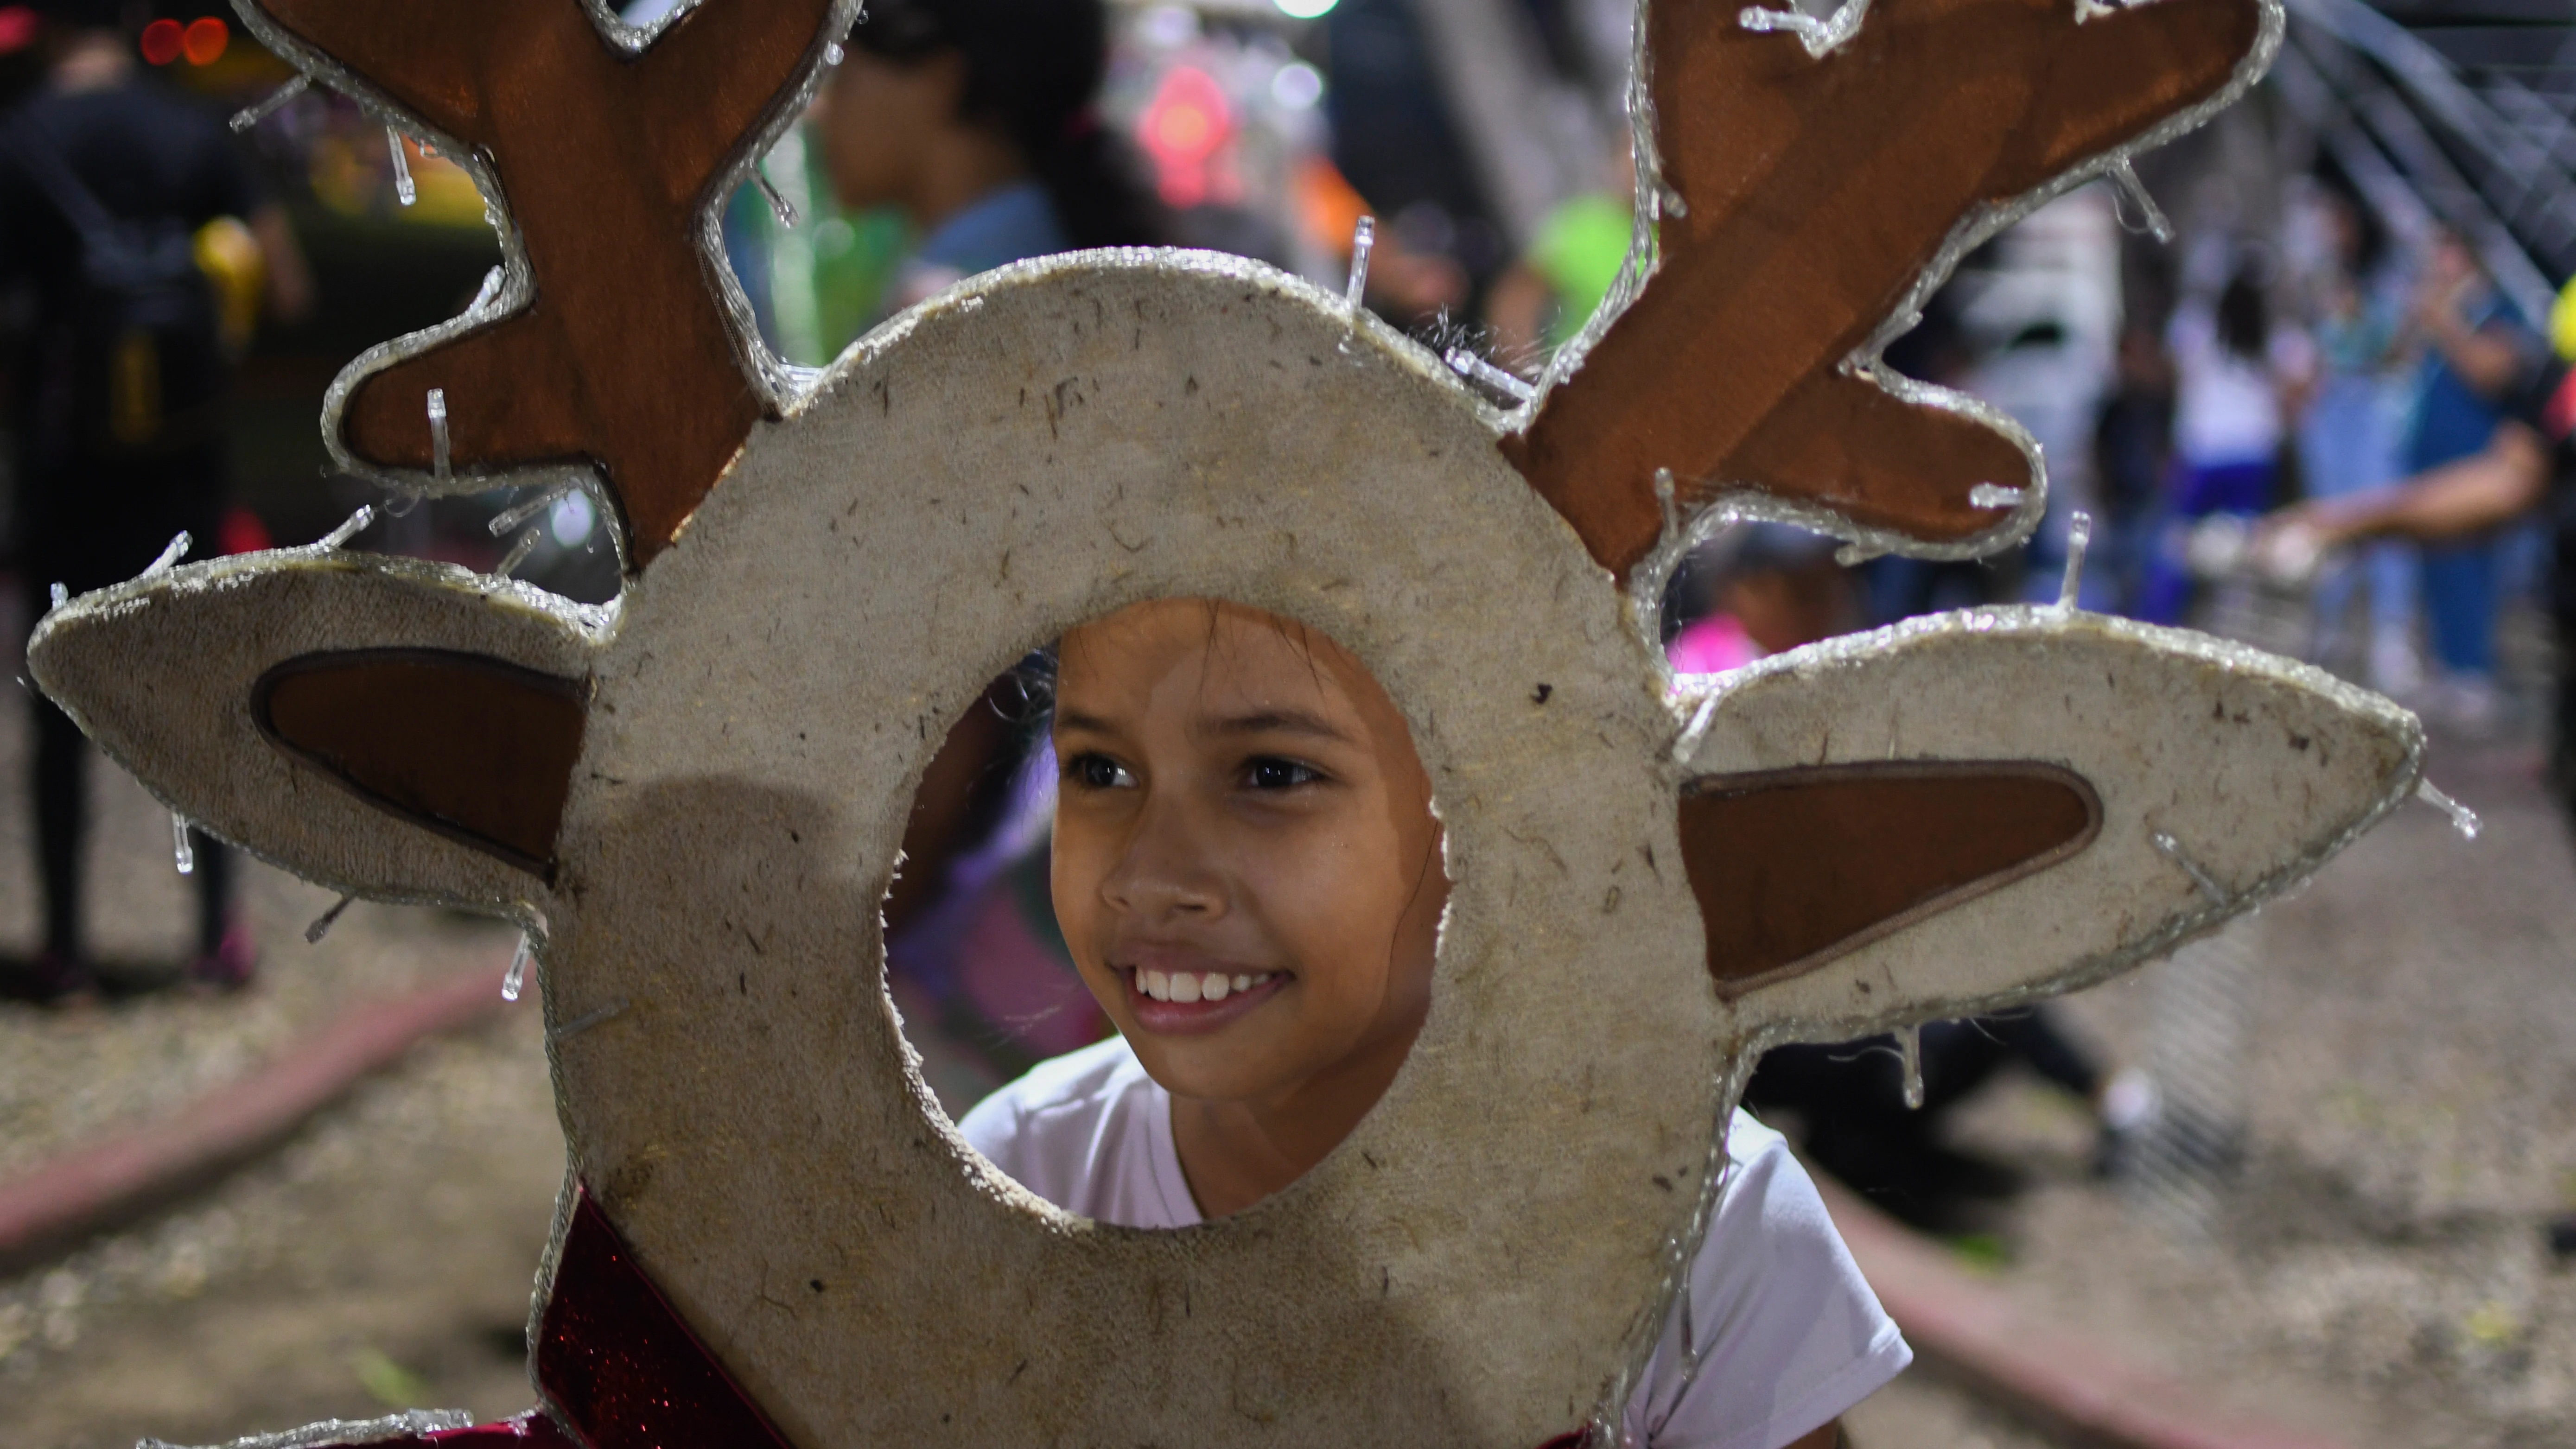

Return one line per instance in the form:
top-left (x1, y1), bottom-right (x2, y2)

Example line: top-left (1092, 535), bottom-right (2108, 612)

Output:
top-left (32, 0), bottom-right (2411, 1446)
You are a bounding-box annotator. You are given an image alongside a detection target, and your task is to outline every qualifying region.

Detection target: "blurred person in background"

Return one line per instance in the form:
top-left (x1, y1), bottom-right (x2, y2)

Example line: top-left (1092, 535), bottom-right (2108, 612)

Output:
top-left (2267, 276), bottom-right (2576, 812)
top-left (2261, 275), bottom-right (2576, 1265)
top-left (2390, 226), bottom-right (2535, 732)
top-left (0, 0), bottom-right (311, 1001)
top-left (2089, 326), bottom-right (2175, 616)
top-left (2291, 184), bottom-right (2417, 692)
top-left (1292, 153), bottom-right (1467, 328)
top-left (2135, 257), bottom-right (2309, 624)
top-left (1666, 524), bottom-right (1856, 676)
top-left (812, 0), bottom-right (1163, 319)
top-left (1744, 1013), bottom-right (2142, 1232)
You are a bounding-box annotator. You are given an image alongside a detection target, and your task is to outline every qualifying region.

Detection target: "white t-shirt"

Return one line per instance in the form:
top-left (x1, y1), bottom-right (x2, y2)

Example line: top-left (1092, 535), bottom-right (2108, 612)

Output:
top-left (960, 1036), bottom-right (1911, 1449)
top-left (2169, 307), bottom-right (2315, 468)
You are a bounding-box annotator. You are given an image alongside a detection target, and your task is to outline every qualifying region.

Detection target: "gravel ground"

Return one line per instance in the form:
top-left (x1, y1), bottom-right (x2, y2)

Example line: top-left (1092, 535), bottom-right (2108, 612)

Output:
top-left (1943, 723), bottom-right (2576, 1449)
top-left (0, 677), bottom-right (522, 1183)
top-left (1845, 1373), bottom-right (2061, 1449)
top-left (0, 1009), bottom-right (560, 1449)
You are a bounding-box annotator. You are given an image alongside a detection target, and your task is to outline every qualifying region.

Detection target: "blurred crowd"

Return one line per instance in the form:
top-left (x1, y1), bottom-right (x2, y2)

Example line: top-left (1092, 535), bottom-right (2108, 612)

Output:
top-left (1652, 176), bottom-right (2566, 717)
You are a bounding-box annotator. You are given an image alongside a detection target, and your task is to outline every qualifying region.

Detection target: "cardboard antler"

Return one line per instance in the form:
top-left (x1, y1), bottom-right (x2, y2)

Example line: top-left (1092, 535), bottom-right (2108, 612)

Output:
top-left (1503, 0), bottom-right (2273, 579)
top-left (237, 0), bottom-right (849, 568)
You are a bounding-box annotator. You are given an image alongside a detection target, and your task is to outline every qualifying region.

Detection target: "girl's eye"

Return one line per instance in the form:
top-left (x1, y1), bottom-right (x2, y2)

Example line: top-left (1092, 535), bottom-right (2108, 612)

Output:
top-left (1067, 753), bottom-right (1135, 790)
top-left (1245, 756), bottom-right (1322, 791)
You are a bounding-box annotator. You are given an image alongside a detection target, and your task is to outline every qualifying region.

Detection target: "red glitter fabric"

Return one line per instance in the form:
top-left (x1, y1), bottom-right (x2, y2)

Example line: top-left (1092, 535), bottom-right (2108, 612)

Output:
top-left (280, 1188), bottom-right (789, 1449)
top-left (534, 1190), bottom-right (795, 1449)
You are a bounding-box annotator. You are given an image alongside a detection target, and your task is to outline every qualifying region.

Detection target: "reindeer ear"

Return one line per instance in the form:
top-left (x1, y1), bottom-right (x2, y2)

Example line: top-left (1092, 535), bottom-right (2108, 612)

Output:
top-left (1682, 760), bottom-right (2099, 989)
top-left (1504, 0), bottom-right (2275, 578)
top-left (253, 649), bottom-right (587, 877)
top-left (1676, 608), bottom-right (2417, 1041)
top-left (27, 550), bottom-right (598, 910)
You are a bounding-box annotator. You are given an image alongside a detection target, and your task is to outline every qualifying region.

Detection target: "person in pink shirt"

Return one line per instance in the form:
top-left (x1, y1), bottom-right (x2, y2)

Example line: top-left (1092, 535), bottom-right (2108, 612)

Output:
top-left (1666, 525), bottom-right (1857, 678)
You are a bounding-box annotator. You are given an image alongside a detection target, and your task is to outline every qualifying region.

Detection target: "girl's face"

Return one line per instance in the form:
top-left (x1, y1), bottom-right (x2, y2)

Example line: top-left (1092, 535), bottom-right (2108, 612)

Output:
top-left (1050, 600), bottom-right (1447, 1107)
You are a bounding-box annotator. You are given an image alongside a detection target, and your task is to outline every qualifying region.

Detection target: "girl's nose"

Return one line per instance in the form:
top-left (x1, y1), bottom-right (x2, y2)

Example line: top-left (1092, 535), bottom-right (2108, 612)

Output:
top-left (1100, 800), bottom-right (1223, 920)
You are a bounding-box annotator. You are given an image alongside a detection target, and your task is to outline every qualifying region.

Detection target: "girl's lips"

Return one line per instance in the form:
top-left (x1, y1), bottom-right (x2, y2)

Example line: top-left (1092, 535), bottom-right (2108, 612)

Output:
top-left (1122, 966), bottom-right (1289, 1036)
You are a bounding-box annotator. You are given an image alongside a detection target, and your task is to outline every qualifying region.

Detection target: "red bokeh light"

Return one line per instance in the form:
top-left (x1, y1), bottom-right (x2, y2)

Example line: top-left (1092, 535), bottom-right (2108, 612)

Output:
top-left (0, 7), bottom-right (39, 57)
top-left (138, 17), bottom-right (183, 65)
top-left (182, 16), bottom-right (228, 66)
top-left (216, 506), bottom-right (272, 559)
top-left (1137, 66), bottom-right (1234, 210)
top-left (1151, 102), bottom-right (1214, 156)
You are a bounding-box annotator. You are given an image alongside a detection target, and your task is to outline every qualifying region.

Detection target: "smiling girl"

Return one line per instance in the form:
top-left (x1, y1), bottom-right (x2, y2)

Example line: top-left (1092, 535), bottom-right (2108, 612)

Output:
top-left (959, 598), bottom-right (1907, 1448)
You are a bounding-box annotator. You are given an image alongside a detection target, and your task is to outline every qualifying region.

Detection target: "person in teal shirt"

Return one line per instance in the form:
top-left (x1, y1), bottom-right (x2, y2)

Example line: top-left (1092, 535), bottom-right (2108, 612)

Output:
top-left (2397, 229), bottom-right (2536, 728)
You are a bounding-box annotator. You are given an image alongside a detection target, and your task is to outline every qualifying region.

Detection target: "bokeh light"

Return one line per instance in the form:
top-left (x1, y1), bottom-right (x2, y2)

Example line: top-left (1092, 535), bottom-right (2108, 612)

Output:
top-left (0, 6), bottom-right (38, 56)
top-left (182, 17), bottom-right (229, 66)
top-left (137, 17), bottom-right (183, 65)
top-left (1270, 61), bottom-right (1323, 112)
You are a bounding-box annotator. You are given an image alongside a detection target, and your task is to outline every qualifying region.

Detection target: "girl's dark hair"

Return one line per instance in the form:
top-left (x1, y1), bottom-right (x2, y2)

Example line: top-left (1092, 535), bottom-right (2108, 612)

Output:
top-left (2217, 268), bottom-right (2268, 362)
top-left (849, 0), bottom-right (1164, 250)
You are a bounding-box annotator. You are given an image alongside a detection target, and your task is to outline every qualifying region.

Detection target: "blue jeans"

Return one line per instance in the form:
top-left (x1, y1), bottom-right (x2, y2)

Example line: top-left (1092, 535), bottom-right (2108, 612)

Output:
top-left (2301, 377), bottom-right (2414, 648)
top-left (2135, 458), bottom-right (2274, 625)
top-left (2421, 538), bottom-right (2499, 677)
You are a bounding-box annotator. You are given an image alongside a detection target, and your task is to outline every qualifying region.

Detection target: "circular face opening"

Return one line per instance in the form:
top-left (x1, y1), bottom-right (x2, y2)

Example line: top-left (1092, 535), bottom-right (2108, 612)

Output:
top-left (884, 597), bottom-right (1448, 1226)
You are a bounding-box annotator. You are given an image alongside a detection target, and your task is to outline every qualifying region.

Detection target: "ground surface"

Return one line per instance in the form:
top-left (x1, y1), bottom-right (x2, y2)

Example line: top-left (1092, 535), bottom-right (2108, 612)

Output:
top-left (0, 676), bottom-right (542, 1449)
top-left (0, 654), bottom-right (2567, 1448)
top-left (1937, 718), bottom-right (2576, 1449)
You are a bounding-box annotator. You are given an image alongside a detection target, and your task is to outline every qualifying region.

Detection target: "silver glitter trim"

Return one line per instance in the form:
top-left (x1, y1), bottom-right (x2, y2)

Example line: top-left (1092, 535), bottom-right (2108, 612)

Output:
top-left (138, 1409), bottom-right (474, 1449)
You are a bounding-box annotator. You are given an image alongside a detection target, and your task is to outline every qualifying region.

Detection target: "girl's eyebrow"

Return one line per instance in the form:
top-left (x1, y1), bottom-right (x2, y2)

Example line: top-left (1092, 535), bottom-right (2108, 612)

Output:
top-left (1052, 708), bottom-right (1119, 736)
top-left (1203, 708), bottom-right (1353, 744)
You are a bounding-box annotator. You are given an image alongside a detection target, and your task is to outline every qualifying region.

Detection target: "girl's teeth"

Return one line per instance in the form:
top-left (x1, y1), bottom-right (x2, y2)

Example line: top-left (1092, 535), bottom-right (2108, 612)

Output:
top-left (1137, 970), bottom-right (1278, 1006)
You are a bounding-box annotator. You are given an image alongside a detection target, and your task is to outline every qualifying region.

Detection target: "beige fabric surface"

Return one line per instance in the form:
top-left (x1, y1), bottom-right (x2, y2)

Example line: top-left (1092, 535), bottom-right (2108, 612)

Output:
top-left (22, 250), bottom-right (2422, 1447)
top-left (552, 254), bottom-right (1720, 1446)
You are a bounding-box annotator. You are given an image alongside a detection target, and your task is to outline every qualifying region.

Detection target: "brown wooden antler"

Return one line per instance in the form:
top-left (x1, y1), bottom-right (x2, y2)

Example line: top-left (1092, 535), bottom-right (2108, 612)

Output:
top-left (1502, 0), bottom-right (2268, 579)
top-left (244, 0), bottom-right (840, 568)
